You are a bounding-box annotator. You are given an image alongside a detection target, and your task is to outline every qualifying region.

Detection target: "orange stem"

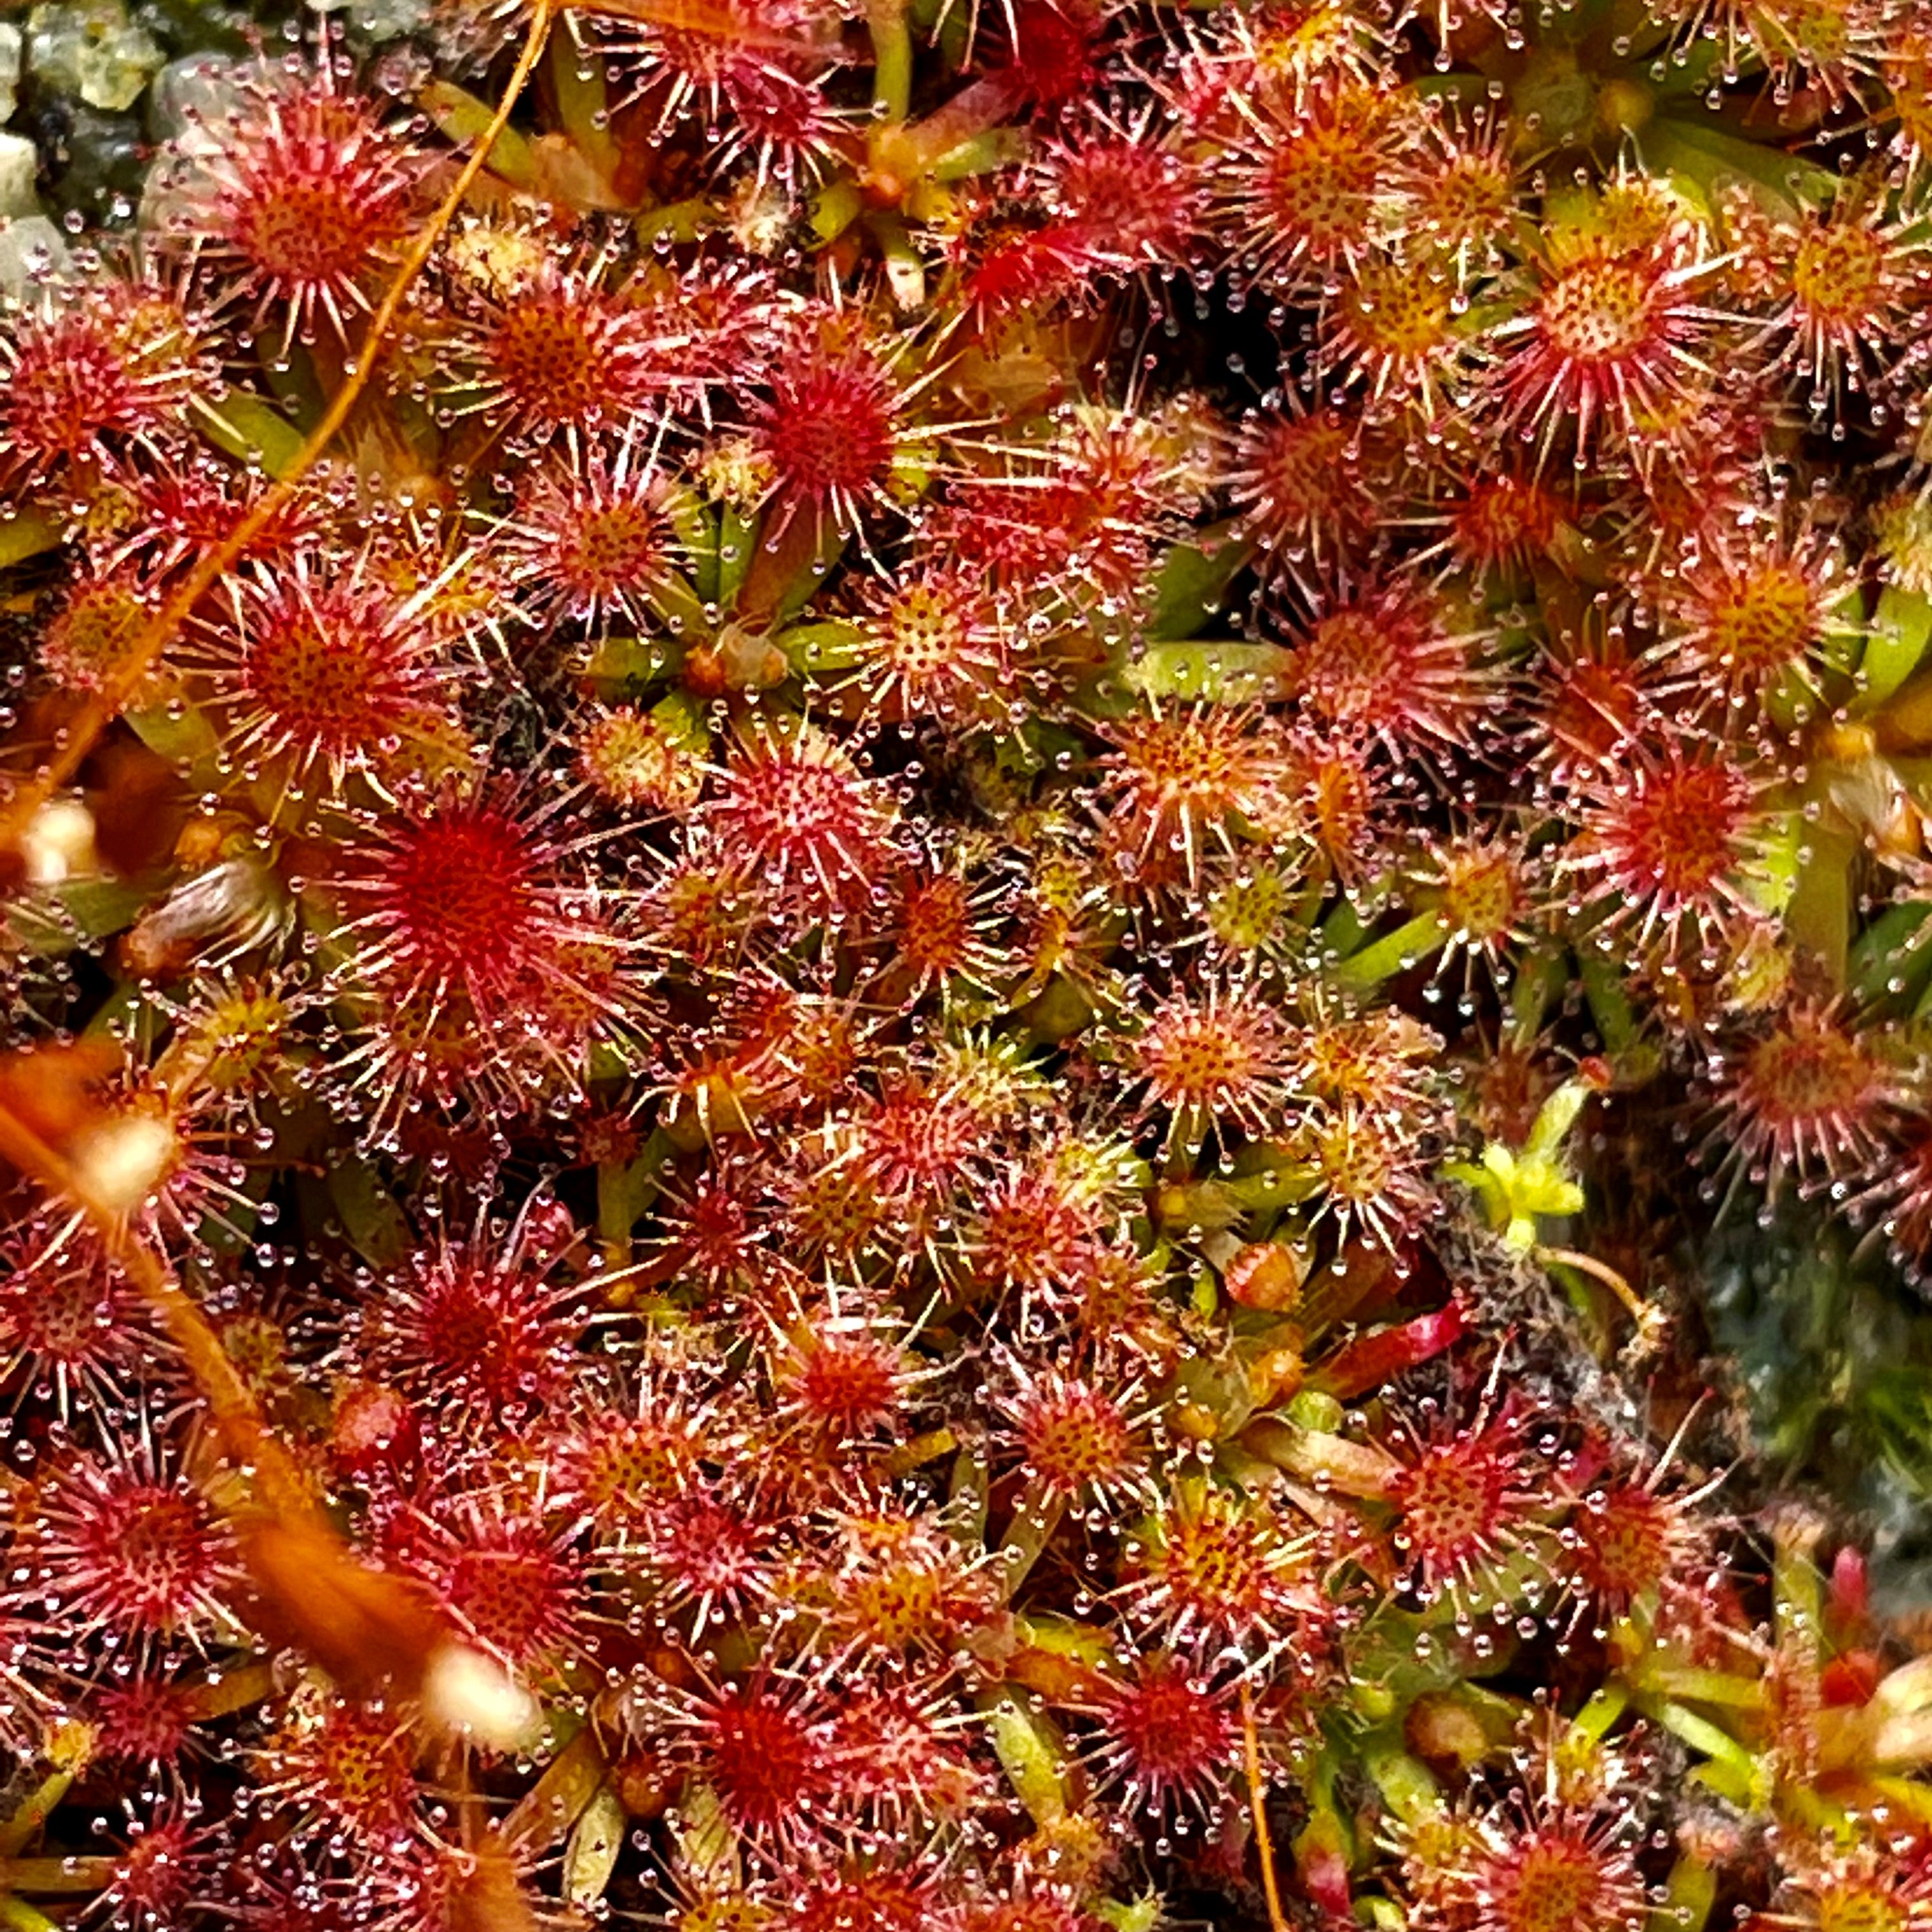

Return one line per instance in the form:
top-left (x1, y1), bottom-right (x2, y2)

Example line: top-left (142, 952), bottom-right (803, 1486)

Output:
top-left (0, 1098), bottom-right (315, 1528)
top-left (0, 0), bottom-right (559, 861)
top-left (1243, 1683), bottom-right (1291, 1932)
top-left (0, 0), bottom-right (560, 1538)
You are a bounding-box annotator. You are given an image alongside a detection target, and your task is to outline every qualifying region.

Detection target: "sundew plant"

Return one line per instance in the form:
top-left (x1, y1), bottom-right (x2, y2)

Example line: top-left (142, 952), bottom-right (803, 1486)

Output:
top-left (1, 0), bottom-right (1931, 1927)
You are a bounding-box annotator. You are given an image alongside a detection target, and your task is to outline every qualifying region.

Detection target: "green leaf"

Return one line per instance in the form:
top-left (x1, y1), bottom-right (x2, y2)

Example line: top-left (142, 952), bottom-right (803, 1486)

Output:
top-left (1866, 587), bottom-right (1932, 709)
top-left (1848, 900), bottom-right (1932, 1008)
top-left (668, 1781), bottom-right (739, 1894)
top-left (978, 1685), bottom-right (1070, 1825)
top-left (579, 634), bottom-right (686, 694)
top-left (1410, 72), bottom-right (1489, 100)
top-left (1523, 1077), bottom-right (1594, 1163)
top-left (716, 504), bottom-right (760, 611)
top-left (650, 689), bottom-right (711, 753)
top-left (564, 1783), bottom-right (626, 1908)
top-left (779, 619), bottom-right (868, 675)
top-left (125, 695), bottom-right (220, 774)
top-left (947, 1445), bottom-right (990, 1544)
top-left (1648, 1855), bottom-right (1718, 1932)
top-left (866, 210), bottom-right (927, 310)
top-left (1646, 33), bottom-right (1735, 98)
top-left (931, 127), bottom-right (1031, 181)
top-left (550, 34), bottom-right (621, 192)
top-left (1784, 820), bottom-right (1855, 986)
top-left (635, 197), bottom-right (720, 246)
top-left (869, 0), bottom-right (914, 118)
top-left (811, 175), bottom-right (864, 243)
top-left (417, 79), bottom-right (540, 189)
top-left (643, 569), bottom-right (712, 638)
top-left (775, 529), bottom-right (847, 624)
top-left (680, 502), bottom-right (721, 606)
top-left (1022, 973), bottom-right (1098, 1046)
top-left (0, 505), bottom-right (64, 568)
top-left (1911, 961), bottom-right (1932, 1023)
top-left (1124, 638), bottom-right (1294, 705)
top-left (1332, 912), bottom-right (1447, 992)
top-left (56, 878), bottom-right (155, 941)
top-left (260, 344), bottom-right (328, 436)
top-left (917, 0), bottom-right (964, 59)
top-left (596, 1128), bottom-right (674, 1246)
top-left (4, 895), bottom-right (79, 958)
top-left (327, 1160), bottom-right (410, 1269)
top-left (1093, 1895), bottom-right (1164, 1932)
top-left (190, 394), bottom-right (307, 480)
top-left (1147, 524), bottom-right (1254, 641)
top-left (1013, 1613), bottom-right (1116, 1666)
top-left (1753, 809), bottom-right (1805, 916)
top-left (1638, 115), bottom-right (1840, 211)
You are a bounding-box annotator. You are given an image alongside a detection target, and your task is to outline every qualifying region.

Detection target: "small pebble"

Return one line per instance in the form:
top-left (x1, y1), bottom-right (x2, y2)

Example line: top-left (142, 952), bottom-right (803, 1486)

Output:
top-left (45, 103), bottom-right (146, 222)
top-left (0, 132), bottom-right (40, 221)
top-left (0, 24), bottom-right (23, 126)
top-left (341, 0), bottom-right (438, 43)
top-left (0, 212), bottom-right (68, 296)
top-left (144, 49), bottom-right (240, 144)
top-left (26, 0), bottom-right (164, 114)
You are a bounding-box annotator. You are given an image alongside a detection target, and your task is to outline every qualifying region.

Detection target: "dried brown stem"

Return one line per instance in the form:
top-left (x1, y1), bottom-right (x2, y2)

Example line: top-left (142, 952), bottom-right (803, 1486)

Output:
top-left (1538, 1243), bottom-right (1666, 1350)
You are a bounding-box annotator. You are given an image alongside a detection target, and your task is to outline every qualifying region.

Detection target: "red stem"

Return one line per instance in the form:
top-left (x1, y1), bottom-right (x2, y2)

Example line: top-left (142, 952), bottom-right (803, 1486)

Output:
top-left (1308, 1301), bottom-right (1471, 1402)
